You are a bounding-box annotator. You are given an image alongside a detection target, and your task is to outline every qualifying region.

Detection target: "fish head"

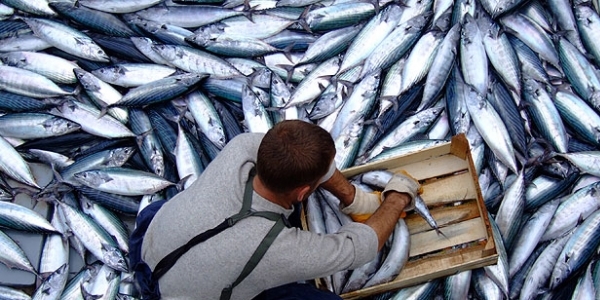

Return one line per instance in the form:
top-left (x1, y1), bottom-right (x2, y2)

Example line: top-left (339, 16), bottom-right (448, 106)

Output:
top-left (101, 243), bottom-right (129, 273)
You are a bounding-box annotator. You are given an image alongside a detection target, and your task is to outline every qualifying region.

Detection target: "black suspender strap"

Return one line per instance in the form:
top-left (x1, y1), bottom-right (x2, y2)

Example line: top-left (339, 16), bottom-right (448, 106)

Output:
top-left (220, 216), bottom-right (287, 300)
top-left (150, 167), bottom-right (291, 298)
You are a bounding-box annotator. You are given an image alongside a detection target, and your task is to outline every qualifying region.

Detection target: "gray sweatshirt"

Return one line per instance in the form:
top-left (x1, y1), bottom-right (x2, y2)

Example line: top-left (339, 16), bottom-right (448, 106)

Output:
top-left (142, 133), bottom-right (378, 299)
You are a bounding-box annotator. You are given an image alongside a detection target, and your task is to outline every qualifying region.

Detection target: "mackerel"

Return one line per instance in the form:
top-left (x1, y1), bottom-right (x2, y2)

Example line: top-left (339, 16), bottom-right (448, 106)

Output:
top-left (575, 5), bottom-right (600, 67)
top-left (363, 218), bottom-right (410, 288)
top-left (304, 2), bottom-right (374, 32)
top-left (465, 87), bottom-right (518, 173)
top-left (445, 67), bottom-right (471, 136)
top-left (38, 207), bottom-right (70, 278)
top-left (0, 65), bottom-right (72, 99)
top-left (0, 285), bottom-right (31, 300)
top-left (520, 231), bottom-right (572, 300)
top-left (550, 209), bottom-right (600, 289)
top-left (110, 73), bottom-right (206, 108)
top-left (472, 268), bottom-right (504, 300)
top-left (1, 0), bottom-right (56, 17)
top-left (49, 99), bottom-right (135, 139)
top-left (0, 51), bottom-right (79, 84)
top-left (152, 44), bottom-right (243, 78)
top-left (57, 199), bottom-right (128, 272)
top-left (297, 24), bottom-right (361, 66)
top-left (500, 13), bottom-right (561, 70)
top-left (330, 69), bottom-right (380, 139)
top-left (479, 13), bottom-right (521, 101)
top-left (77, 0), bottom-right (162, 14)
top-left (508, 35), bottom-right (550, 85)
top-left (284, 55), bottom-right (340, 108)
top-left (388, 280), bottom-right (439, 299)
top-left (133, 5), bottom-right (243, 28)
top-left (91, 63), bottom-right (177, 88)
top-left (129, 108), bottom-right (166, 177)
top-left (541, 181), bottom-right (600, 242)
top-left (553, 89), bottom-right (600, 147)
top-left (338, 4), bottom-right (404, 74)
top-left (185, 90), bottom-right (227, 149)
top-left (130, 37), bottom-right (177, 67)
top-left (444, 270), bottom-right (471, 300)
top-left (460, 14), bottom-right (488, 96)
top-left (74, 68), bottom-right (128, 124)
top-left (49, 2), bottom-right (136, 38)
top-left (23, 18), bottom-right (109, 62)
top-left (59, 146), bottom-right (136, 186)
top-left (557, 37), bottom-right (600, 112)
top-left (241, 84), bottom-right (273, 133)
top-left (421, 23), bottom-right (460, 111)
top-left (186, 34), bottom-right (282, 58)
top-left (269, 72), bottom-right (299, 123)
top-left (333, 117), bottom-right (364, 170)
top-left (0, 135), bottom-right (40, 189)
top-left (0, 33), bottom-right (52, 53)
top-left (547, 0), bottom-right (586, 53)
top-left (80, 195), bottom-right (129, 254)
top-left (73, 167), bottom-right (175, 196)
top-left (175, 123), bottom-right (205, 189)
top-left (523, 78), bottom-right (569, 153)
top-left (555, 151), bottom-right (600, 177)
top-left (571, 263), bottom-right (596, 300)
top-left (360, 105), bottom-right (444, 163)
top-left (32, 263), bottom-right (69, 300)
top-left (508, 198), bottom-right (560, 278)
top-left (487, 214), bottom-right (510, 297)
top-left (80, 262), bottom-right (121, 300)
top-left (0, 113), bottom-right (80, 140)
top-left (0, 229), bottom-right (36, 274)
top-left (342, 250), bottom-right (383, 294)
top-left (360, 12), bottom-right (430, 79)
top-left (525, 173), bottom-right (579, 211)
top-left (193, 14), bottom-right (295, 40)
top-left (399, 31), bottom-right (444, 96)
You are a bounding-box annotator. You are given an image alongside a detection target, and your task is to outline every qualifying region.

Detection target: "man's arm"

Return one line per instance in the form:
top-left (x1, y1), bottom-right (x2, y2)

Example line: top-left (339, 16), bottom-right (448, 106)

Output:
top-left (319, 169), bottom-right (355, 206)
top-left (363, 192), bottom-right (410, 250)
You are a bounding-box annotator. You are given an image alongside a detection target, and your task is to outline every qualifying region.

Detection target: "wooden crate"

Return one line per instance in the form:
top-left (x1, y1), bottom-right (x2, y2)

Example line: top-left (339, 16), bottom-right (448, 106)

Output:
top-left (306, 134), bottom-right (498, 299)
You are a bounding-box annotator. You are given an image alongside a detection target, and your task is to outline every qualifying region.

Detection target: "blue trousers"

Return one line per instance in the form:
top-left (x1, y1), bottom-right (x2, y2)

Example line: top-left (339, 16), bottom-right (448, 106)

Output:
top-left (252, 282), bottom-right (342, 300)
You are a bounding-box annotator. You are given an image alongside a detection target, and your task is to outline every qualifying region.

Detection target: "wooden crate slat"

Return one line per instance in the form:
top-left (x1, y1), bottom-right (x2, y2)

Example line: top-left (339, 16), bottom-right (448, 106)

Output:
top-left (341, 142), bottom-right (452, 178)
top-left (409, 217), bottom-right (487, 257)
top-left (420, 172), bottom-right (478, 206)
top-left (404, 200), bottom-right (480, 235)
top-left (388, 153), bottom-right (468, 181)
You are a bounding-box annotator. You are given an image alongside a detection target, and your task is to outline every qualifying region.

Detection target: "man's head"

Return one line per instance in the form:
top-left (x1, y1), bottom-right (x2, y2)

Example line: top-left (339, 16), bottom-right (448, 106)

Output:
top-left (256, 120), bottom-right (335, 198)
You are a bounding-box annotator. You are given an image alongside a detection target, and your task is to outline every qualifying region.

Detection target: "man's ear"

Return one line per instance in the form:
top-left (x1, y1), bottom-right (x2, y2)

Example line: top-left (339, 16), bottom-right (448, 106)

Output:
top-left (296, 185), bottom-right (312, 202)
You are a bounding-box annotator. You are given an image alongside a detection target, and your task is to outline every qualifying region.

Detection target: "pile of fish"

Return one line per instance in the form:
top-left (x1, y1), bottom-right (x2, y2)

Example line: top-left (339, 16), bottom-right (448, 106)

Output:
top-left (0, 0), bottom-right (600, 299)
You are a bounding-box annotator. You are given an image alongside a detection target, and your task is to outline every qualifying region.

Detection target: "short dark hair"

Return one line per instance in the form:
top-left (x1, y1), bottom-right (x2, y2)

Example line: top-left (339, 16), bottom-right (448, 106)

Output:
top-left (256, 120), bottom-right (335, 193)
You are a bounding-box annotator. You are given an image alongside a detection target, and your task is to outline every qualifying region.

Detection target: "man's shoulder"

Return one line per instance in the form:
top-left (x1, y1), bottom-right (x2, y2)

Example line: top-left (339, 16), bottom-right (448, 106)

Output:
top-left (228, 132), bottom-right (265, 145)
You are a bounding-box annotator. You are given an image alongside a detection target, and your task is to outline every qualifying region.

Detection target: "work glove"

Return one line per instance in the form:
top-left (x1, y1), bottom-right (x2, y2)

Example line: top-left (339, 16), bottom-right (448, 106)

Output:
top-left (382, 170), bottom-right (421, 212)
top-left (340, 186), bottom-right (381, 223)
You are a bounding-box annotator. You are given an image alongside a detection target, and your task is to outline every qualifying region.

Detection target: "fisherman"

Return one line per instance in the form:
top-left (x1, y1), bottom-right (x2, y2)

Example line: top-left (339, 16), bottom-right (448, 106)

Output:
top-left (129, 119), bottom-right (419, 300)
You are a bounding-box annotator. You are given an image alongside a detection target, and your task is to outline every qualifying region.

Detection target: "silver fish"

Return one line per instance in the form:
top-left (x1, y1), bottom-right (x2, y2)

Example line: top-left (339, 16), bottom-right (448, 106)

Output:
top-left (0, 65), bottom-right (72, 99)
top-left (363, 218), bottom-right (410, 288)
top-left (91, 63), bottom-right (177, 88)
top-left (23, 18), bottom-right (109, 62)
top-left (57, 200), bottom-right (128, 272)
top-left (73, 167), bottom-right (175, 196)
top-left (0, 229), bottom-right (36, 274)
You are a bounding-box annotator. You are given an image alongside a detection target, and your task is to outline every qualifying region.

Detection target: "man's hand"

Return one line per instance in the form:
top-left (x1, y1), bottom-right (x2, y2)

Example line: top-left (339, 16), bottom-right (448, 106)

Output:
top-left (382, 171), bottom-right (421, 211)
top-left (340, 187), bottom-right (381, 222)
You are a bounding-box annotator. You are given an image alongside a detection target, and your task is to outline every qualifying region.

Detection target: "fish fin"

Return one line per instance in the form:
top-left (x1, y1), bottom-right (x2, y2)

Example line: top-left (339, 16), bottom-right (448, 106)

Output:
top-left (297, 5), bottom-right (313, 33)
top-left (280, 42), bottom-right (296, 63)
top-left (275, 64), bottom-right (295, 85)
